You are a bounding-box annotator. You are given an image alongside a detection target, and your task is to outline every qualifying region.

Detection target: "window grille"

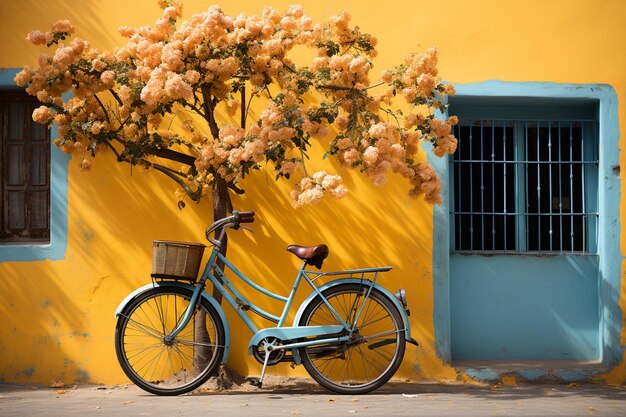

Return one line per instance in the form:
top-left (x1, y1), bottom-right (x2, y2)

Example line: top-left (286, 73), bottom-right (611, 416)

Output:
top-left (451, 119), bottom-right (598, 254)
top-left (1, 90), bottom-right (50, 243)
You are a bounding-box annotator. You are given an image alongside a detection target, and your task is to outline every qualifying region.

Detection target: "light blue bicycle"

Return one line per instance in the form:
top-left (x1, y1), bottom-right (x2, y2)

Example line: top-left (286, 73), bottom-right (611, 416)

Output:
top-left (114, 211), bottom-right (417, 395)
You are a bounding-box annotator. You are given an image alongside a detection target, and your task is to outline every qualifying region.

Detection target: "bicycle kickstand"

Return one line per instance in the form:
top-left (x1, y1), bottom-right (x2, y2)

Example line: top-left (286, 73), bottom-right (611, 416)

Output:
top-left (247, 343), bottom-right (273, 388)
top-left (258, 348), bottom-right (273, 388)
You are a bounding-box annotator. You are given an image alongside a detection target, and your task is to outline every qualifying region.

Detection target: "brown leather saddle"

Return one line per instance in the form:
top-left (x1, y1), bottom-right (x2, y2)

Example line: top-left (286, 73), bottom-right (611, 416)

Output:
top-left (286, 244), bottom-right (329, 269)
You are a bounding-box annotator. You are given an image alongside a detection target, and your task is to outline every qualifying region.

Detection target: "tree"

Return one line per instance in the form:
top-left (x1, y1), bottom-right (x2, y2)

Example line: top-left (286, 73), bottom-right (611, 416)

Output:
top-left (17, 0), bottom-right (458, 386)
top-left (17, 0), bottom-right (457, 217)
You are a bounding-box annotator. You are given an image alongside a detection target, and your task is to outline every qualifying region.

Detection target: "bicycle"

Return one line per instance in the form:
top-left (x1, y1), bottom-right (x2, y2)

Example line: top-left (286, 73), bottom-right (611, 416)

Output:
top-left (114, 210), bottom-right (418, 396)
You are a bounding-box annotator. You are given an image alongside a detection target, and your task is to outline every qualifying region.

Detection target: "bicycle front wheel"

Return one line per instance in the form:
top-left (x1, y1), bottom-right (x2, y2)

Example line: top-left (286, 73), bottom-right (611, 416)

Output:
top-left (298, 283), bottom-right (406, 394)
top-left (115, 286), bottom-right (225, 395)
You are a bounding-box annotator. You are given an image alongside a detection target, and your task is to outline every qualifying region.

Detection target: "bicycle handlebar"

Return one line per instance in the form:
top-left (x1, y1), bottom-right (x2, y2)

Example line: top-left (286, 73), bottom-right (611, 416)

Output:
top-left (205, 210), bottom-right (255, 243)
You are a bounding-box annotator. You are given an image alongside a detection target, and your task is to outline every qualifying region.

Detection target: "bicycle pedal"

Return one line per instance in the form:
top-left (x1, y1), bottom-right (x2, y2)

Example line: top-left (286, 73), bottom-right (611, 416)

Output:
top-left (246, 377), bottom-right (262, 388)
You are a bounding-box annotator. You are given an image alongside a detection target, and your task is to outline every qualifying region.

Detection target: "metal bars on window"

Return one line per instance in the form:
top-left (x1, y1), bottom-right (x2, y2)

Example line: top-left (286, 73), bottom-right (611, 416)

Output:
top-left (451, 119), bottom-right (598, 254)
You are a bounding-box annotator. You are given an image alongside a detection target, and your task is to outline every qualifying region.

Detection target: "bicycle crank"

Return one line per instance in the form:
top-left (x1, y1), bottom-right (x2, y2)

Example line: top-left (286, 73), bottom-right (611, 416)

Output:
top-left (252, 337), bottom-right (285, 366)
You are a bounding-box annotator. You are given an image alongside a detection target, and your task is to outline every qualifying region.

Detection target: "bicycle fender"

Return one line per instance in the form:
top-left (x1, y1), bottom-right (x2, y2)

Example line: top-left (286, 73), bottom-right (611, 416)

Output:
top-left (293, 278), bottom-right (413, 342)
top-left (115, 281), bottom-right (231, 363)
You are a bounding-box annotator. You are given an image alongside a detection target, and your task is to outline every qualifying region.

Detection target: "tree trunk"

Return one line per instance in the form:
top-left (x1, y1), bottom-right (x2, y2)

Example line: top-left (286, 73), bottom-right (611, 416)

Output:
top-left (193, 87), bottom-right (237, 381)
top-left (210, 174), bottom-right (233, 303)
top-left (194, 175), bottom-right (232, 373)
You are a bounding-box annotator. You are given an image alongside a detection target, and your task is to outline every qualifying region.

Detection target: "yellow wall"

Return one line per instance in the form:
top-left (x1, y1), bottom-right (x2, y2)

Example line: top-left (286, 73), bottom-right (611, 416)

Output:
top-left (0, 0), bottom-right (624, 385)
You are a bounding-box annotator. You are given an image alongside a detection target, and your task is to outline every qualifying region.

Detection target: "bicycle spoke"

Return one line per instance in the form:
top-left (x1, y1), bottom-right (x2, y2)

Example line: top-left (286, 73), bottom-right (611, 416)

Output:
top-left (133, 343), bottom-right (167, 382)
top-left (135, 303), bottom-right (164, 338)
top-left (147, 345), bottom-right (168, 383)
top-left (344, 348), bottom-right (355, 384)
top-left (309, 304), bottom-right (335, 326)
top-left (362, 328), bottom-right (401, 341)
top-left (312, 355), bottom-right (340, 379)
top-left (124, 341), bottom-right (164, 360)
top-left (154, 293), bottom-right (168, 338)
top-left (166, 346), bottom-right (177, 380)
top-left (123, 316), bottom-right (165, 340)
top-left (176, 339), bottom-right (221, 348)
top-left (356, 344), bottom-right (371, 382)
top-left (358, 311), bottom-right (392, 332)
top-left (172, 343), bottom-right (195, 369)
top-left (356, 343), bottom-right (389, 371)
top-left (141, 298), bottom-right (171, 337)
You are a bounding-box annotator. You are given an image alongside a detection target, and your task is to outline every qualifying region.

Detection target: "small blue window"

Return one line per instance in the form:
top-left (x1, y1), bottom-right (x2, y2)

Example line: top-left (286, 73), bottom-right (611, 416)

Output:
top-left (0, 68), bottom-right (68, 262)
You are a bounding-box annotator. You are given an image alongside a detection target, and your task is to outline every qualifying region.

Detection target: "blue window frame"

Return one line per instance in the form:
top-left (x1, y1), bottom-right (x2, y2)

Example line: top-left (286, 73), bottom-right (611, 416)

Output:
top-left (0, 68), bottom-right (68, 261)
top-left (430, 82), bottom-right (622, 373)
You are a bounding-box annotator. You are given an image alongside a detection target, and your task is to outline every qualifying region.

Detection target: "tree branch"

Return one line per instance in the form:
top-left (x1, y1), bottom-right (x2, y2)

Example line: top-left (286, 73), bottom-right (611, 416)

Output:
top-left (244, 85), bottom-right (256, 127)
top-left (154, 148), bottom-right (197, 166)
top-left (202, 86), bottom-right (221, 140)
top-left (152, 164), bottom-right (202, 202)
top-left (316, 84), bottom-right (357, 92)
top-left (228, 183), bottom-right (245, 194)
top-left (93, 94), bottom-right (110, 124)
top-left (365, 81), bottom-right (385, 90)
top-left (181, 100), bottom-right (206, 118)
top-left (108, 89), bottom-right (123, 106)
top-left (240, 84), bottom-right (246, 129)
top-left (103, 141), bottom-right (121, 159)
top-left (151, 163), bottom-right (188, 178)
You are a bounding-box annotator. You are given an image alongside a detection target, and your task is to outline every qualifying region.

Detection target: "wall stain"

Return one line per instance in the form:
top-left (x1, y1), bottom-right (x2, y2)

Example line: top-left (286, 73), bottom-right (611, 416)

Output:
top-left (73, 369), bottom-right (90, 383)
top-left (75, 220), bottom-right (95, 241)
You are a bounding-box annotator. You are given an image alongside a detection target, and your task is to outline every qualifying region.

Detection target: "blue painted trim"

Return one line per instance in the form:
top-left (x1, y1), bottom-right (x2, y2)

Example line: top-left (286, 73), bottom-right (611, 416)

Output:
top-left (463, 367), bottom-right (603, 383)
top-left (0, 68), bottom-right (69, 262)
top-left (430, 81), bottom-right (622, 376)
top-left (427, 138), bottom-right (451, 363)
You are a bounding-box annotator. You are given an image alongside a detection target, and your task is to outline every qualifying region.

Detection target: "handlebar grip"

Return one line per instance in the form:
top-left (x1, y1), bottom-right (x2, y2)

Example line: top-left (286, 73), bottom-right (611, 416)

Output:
top-left (239, 211), bottom-right (255, 223)
top-left (233, 210), bottom-right (255, 223)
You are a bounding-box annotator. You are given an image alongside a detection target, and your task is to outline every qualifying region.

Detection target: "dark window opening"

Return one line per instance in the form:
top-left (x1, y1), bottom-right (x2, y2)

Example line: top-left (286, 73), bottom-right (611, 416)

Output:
top-left (452, 119), bottom-right (597, 254)
top-left (1, 90), bottom-right (50, 243)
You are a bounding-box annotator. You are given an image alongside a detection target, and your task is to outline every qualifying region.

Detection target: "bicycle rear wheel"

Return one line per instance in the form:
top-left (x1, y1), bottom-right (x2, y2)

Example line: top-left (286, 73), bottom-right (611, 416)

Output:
top-left (298, 283), bottom-right (406, 394)
top-left (115, 286), bottom-right (225, 395)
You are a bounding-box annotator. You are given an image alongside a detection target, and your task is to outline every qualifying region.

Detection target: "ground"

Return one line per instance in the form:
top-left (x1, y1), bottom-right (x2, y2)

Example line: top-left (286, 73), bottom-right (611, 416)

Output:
top-left (1, 377), bottom-right (625, 417)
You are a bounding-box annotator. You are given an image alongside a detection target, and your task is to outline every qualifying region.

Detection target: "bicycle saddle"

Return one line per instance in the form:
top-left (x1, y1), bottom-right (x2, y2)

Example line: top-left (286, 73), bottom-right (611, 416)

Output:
top-left (287, 244), bottom-right (329, 269)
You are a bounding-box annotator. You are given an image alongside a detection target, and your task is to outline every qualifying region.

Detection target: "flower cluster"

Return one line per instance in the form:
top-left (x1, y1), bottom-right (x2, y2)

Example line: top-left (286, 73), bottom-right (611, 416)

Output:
top-left (17, 1), bottom-right (456, 209)
top-left (290, 171), bottom-right (348, 208)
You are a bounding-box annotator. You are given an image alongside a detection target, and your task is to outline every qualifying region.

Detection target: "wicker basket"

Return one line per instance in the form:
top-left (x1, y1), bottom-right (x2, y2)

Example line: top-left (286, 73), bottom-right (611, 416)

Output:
top-left (152, 240), bottom-right (205, 281)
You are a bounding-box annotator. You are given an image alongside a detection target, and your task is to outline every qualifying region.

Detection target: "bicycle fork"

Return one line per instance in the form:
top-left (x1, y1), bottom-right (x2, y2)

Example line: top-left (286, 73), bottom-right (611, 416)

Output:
top-left (162, 279), bottom-right (207, 344)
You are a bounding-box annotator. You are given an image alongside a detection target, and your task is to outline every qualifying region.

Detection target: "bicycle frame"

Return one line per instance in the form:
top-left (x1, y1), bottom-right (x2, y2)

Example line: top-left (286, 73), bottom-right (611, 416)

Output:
top-left (154, 243), bottom-right (397, 385)
top-left (166, 246), bottom-right (392, 352)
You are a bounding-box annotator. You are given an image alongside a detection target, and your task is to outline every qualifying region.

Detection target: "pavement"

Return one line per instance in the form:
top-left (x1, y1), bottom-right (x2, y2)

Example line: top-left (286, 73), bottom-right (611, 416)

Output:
top-left (1, 379), bottom-right (625, 417)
